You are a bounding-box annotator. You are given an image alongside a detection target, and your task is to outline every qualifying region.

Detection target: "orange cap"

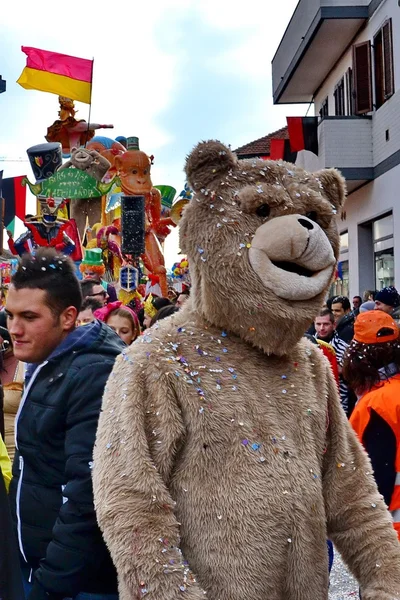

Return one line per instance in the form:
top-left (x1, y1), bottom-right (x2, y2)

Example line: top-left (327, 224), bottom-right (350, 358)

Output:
top-left (354, 310), bottom-right (399, 345)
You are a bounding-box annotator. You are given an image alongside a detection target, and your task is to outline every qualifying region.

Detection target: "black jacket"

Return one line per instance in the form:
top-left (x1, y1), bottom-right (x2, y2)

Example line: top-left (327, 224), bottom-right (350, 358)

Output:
top-left (335, 312), bottom-right (355, 344)
top-left (9, 321), bottom-right (125, 599)
top-left (0, 465), bottom-right (24, 600)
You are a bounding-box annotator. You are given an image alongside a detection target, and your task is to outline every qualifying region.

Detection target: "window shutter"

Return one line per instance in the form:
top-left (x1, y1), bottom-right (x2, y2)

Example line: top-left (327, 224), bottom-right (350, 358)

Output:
top-left (346, 68), bottom-right (354, 115)
top-left (353, 41), bottom-right (372, 114)
top-left (383, 19), bottom-right (394, 99)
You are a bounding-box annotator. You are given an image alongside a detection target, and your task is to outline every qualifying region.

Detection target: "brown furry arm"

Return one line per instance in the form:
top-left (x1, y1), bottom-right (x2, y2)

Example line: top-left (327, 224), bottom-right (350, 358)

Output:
top-left (322, 365), bottom-right (400, 599)
top-left (93, 351), bottom-right (206, 600)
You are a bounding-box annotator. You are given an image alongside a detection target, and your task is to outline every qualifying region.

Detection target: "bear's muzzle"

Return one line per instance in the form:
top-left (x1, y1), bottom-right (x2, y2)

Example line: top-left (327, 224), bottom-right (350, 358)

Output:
top-left (248, 214), bottom-right (336, 301)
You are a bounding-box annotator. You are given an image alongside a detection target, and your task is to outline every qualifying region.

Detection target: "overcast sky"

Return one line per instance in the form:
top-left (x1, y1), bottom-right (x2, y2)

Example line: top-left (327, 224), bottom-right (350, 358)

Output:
top-left (0, 0), bottom-right (305, 265)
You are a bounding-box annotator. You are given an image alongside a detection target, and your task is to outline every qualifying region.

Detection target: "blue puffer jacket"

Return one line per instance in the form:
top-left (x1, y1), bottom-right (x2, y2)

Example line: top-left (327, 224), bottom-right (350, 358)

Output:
top-left (9, 321), bottom-right (125, 599)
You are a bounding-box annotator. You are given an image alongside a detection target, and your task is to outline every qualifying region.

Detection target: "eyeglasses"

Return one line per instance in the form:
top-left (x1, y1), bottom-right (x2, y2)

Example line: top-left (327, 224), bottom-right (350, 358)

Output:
top-left (88, 291), bottom-right (106, 298)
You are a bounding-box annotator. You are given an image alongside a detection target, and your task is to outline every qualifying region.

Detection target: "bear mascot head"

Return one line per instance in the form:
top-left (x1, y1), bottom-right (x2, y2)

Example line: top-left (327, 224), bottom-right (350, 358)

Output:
top-left (93, 141), bottom-right (400, 600)
top-left (181, 140), bottom-right (345, 355)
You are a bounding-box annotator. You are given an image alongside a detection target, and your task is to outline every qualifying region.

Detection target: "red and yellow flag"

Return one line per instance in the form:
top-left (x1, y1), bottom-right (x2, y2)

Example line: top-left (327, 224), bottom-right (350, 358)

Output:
top-left (17, 46), bottom-right (93, 104)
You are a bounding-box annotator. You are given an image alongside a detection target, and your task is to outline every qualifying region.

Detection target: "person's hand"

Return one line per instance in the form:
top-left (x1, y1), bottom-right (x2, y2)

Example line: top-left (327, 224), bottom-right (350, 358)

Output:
top-left (6, 230), bottom-right (13, 238)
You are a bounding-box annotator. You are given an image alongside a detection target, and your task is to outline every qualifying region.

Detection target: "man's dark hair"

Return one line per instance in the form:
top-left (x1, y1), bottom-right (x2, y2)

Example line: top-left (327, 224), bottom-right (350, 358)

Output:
top-left (150, 305), bottom-right (179, 326)
top-left (80, 297), bottom-right (103, 312)
top-left (331, 295), bottom-right (351, 311)
top-left (152, 297), bottom-right (172, 312)
top-left (353, 295), bottom-right (362, 303)
top-left (326, 296), bottom-right (335, 310)
top-left (80, 278), bottom-right (102, 299)
top-left (315, 308), bottom-right (334, 323)
top-left (137, 307), bottom-right (145, 329)
top-left (11, 248), bottom-right (82, 317)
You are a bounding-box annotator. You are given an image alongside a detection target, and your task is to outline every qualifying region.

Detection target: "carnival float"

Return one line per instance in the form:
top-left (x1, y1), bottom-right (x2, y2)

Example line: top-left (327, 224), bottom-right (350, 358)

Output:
top-left (2, 88), bottom-right (192, 310)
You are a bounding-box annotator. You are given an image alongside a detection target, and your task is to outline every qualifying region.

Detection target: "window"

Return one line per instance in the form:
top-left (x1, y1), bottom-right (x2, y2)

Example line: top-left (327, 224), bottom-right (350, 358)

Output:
top-left (334, 78), bottom-right (345, 116)
top-left (331, 231), bottom-right (349, 297)
top-left (373, 214), bottom-right (394, 289)
top-left (345, 68), bottom-right (354, 115)
top-left (353, 41), bottom-right (373, 114)
top-left (374, 19), bottom-right (395, 109)
top-left (320, 97), bottom-right (328, 118)
top-left (340, 232), bottom-right (349, 253)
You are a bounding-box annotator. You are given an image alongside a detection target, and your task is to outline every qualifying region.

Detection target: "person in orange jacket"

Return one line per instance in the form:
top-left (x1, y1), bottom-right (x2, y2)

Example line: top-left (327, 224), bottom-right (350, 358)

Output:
top-left (344, 310), bottom-right (400, 538)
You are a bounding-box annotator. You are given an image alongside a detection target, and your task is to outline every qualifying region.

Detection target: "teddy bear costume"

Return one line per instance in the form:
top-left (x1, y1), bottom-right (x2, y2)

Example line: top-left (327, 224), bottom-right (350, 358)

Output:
top-left (93, 141), bottom-right (400, 600)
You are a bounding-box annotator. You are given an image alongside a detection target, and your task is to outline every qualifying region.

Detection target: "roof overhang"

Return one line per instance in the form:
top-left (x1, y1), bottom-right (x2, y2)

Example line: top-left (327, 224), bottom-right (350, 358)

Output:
top-left (342, 171), bottom-right (374, 193)
top-left (273, 6), bottom-right (369, 104)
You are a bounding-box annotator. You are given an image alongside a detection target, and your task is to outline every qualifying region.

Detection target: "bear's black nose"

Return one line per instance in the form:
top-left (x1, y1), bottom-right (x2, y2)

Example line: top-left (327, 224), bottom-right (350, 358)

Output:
top-left (298, 218), bottom-right (314, 230)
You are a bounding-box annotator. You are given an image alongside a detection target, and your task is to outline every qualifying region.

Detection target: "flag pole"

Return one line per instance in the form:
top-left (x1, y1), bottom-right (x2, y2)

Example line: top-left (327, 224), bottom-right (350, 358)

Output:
top-left (84, 57), bottom-right (94, 147)
top-left (305, 95), bottom-right (314, 117)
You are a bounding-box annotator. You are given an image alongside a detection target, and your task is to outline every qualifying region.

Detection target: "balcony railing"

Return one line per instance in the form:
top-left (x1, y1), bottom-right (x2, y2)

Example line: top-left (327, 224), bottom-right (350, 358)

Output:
top-left (295, 116), bottom-right (373, 192)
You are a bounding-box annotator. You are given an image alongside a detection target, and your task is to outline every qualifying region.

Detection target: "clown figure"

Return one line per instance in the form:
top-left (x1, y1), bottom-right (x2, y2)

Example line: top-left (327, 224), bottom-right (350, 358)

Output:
top-left (80, 248), bottom-right (118, 302)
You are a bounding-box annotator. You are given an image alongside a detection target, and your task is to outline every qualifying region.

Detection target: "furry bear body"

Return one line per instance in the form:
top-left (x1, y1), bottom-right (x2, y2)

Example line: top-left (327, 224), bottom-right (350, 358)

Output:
top-left (93, 141), bottom-right (400, 600)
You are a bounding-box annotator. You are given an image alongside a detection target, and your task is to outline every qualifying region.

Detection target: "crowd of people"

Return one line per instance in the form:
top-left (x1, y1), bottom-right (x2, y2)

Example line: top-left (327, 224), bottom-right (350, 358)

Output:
top-left (0, 248), bottom-right (190, 600)
top-left (309, 287), bottom-right (400, 416)
top-left (0, 248), bottom-right (400, 600)
top-left (307, 285), bottom-right (400, 572)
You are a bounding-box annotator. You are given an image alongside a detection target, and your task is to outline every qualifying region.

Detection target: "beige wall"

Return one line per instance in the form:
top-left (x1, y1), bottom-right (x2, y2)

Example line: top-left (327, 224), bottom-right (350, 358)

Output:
top-left (338, 163), bottom-right (400, 297)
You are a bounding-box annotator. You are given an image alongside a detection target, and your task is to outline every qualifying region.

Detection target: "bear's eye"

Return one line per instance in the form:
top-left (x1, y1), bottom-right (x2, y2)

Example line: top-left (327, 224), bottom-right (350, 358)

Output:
top-left (255, 204), bottom-right (270, 218)
top-left (306, 211), bottom-right (318, 223)
top-left (132, 169), bottom-right (138, 174)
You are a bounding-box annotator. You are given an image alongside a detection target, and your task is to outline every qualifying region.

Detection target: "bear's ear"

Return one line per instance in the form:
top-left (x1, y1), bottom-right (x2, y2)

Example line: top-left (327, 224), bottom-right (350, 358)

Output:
top-left (185, 140), bottom-right (237, 192)
top-left (314, 168), bottom-right (347, 212)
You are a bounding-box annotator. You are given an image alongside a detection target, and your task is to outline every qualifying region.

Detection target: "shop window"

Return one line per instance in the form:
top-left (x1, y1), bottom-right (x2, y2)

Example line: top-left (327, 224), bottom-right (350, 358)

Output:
top-left (340, 231), bottom-right (349, 253)
top-left (374, 19), bottom-right (395, 110)
top-left (334, 78), bottom-right (345, 116)
top-left (330, 261), bottom-right (349, 298)
top-left (375, 250), bottom-right (394, 289)
top-left (373, 214), bottom-right (394, 289)
top-left (330, 232), bottom-right (349, 296)
top-left (353, 41), bottom-right (373, 114)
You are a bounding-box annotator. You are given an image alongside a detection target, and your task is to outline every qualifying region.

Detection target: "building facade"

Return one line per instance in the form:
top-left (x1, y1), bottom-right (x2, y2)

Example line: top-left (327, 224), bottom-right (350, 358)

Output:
top-left (272, 0), bottom-right (399, 299)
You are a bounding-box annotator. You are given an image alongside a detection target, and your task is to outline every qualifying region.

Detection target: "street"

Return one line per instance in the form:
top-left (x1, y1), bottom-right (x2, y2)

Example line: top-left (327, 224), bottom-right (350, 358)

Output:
top-left (329, 552), bottom-right (358, 599)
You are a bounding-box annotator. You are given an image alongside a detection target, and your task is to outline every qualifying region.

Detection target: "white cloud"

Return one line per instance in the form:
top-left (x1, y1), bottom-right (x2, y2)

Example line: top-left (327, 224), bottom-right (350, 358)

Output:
top-left (1, 0), bottom-right (304, 267)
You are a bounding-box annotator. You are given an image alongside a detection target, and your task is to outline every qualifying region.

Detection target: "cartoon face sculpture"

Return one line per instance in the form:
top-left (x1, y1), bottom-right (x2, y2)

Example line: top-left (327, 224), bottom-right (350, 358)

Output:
top-left (38, 197), bottom-right (65, 225)
top-left (86, 137), bottom-right (126, 178)
top-left (115, 150), bottom-right (153, 195)
top-left (114, 149), bottom-right (153, 196)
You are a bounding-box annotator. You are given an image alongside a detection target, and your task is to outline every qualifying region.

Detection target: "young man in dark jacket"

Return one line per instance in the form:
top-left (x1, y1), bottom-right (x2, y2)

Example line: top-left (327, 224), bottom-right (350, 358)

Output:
top-left (331, 295), bottom-right (355, 343)
top-left (6, 248), bottom-right (125, 600)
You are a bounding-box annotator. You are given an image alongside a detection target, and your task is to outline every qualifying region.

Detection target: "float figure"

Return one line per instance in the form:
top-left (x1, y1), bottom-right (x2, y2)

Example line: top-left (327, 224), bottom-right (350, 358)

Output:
top-left (10, 197), bottom-right (82, 261)
top-left (46, 96), bottom-right (114, 157)
top-left (114, 137), bottom-right (175, 297)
